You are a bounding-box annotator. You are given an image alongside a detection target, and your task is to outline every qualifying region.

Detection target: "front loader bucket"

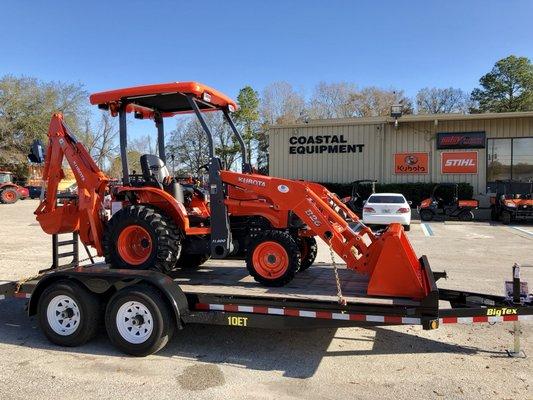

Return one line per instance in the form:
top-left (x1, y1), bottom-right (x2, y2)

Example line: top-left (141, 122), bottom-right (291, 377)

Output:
top-left (366, 224), bottom-right (429, 299)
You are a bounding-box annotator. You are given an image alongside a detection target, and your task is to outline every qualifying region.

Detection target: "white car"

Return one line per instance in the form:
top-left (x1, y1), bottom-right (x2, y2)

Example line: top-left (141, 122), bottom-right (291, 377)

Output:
top-left (362, 193), bottom-right (412, 231)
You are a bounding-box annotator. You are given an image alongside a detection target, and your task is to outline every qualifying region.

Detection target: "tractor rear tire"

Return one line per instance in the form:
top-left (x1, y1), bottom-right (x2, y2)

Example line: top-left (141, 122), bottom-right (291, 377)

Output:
top-left (419, 209), bottom-right (434, 222)
top-left (0, 188), bottom-right (18, 204)
top-left (175, 253), bottom-right (210, 270)
top-left (501, 211), bottom-right (512, 225)
top-left (246, 230), bottom-right (301, 287)
top-left (103, 205), bottom-right (181, 274)
top-left (298, 236), bottom-right (318, 272)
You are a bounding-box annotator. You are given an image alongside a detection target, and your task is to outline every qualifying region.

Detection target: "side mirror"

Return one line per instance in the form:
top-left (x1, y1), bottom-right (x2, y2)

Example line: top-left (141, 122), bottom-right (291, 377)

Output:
top-left (28, 140), bottom-right (45, 164)
top-left (408, 201), bottom-right (413, 205)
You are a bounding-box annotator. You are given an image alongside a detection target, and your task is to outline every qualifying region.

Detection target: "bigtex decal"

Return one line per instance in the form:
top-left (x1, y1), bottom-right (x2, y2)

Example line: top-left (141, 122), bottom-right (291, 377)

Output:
top-left (486, 307), bottom-right (517, 316)
top-left (289, 135), bottom-right (364, 155)
top-left (441, 151), bottom-right (478, 174)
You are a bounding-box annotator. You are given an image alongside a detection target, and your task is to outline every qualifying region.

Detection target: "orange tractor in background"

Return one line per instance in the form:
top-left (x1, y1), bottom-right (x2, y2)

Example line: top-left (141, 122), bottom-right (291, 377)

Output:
top-left (0, 170), bottom-right (29, 204)
top-left (32, 81), bottom-right (433, 300)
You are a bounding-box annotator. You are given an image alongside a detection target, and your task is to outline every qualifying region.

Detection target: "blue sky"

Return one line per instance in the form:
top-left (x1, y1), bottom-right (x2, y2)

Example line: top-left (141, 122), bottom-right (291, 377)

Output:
top-left (1, 1), bottom-right (532, 125)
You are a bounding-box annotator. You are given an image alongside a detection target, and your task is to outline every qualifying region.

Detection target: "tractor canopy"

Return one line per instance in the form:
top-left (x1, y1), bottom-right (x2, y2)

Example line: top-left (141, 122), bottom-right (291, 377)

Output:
top-left (89, 82), bottom-right (238, 119)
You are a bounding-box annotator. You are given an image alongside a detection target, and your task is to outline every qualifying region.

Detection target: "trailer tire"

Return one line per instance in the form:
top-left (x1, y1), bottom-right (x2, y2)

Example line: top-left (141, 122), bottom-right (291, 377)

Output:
top-left (419, 209), bottom-right (434, 221)
top-left (175, 253), bottom-right (210, 270)
top-left (103, 205), bottom-right (181, 274)
top-left (105, 285), bottom-right (174, 356)
top-left (298, 236), bottom-right (318, 272)
top-left (501, 211), bottom-right (511, 225)
top-left (246, 230), bottom-right (301, 286)
top-left (0, 188), bottom-right (19, 204)
top-left (37, 280), bottom-right (100, 347)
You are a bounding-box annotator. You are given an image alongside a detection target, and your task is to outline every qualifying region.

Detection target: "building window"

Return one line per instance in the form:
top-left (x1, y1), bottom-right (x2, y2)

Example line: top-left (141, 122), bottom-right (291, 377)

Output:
top-left (487, 137), bottom-right (533, 189)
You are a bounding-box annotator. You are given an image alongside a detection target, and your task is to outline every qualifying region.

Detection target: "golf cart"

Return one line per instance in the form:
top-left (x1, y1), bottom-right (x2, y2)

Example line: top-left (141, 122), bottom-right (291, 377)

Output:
top-left (342, 179), bottom-right (377, 216)
top-left (418, 183), bottom-right (478, 222)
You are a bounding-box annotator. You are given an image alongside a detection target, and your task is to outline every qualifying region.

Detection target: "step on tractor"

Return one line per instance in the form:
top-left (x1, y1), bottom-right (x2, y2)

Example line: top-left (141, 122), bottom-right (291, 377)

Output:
top-left (342, 179), bottom-right (377, 217)
top-left (418, 183), bottom-right (478, 222)
top-left (31, 81), bottom-right (434, 300)
top-left (490, 180), bottom-right (533, 225)
top-left (0, 170), bottom-right (29, 204)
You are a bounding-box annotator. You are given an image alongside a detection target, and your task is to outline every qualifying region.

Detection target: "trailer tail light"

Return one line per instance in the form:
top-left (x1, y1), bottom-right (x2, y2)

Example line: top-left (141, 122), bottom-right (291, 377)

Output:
top-left (363, 207), bottom-right (375, 213)
top-left (397, 207), bottom-right (410, 214)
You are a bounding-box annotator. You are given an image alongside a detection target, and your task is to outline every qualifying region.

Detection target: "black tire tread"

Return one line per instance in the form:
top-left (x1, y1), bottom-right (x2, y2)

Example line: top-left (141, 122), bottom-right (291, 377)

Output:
top-left (0, 188), bottom-right (19, 204)
top-left (103, 205), bottom-right (181, 274)
top-left (298, 236), bottom-right (318, 272)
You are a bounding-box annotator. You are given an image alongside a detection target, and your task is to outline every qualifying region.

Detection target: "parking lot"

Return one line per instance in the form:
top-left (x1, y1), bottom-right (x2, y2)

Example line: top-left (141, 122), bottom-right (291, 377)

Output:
top-left (0, 200), bottom-right (532, 400)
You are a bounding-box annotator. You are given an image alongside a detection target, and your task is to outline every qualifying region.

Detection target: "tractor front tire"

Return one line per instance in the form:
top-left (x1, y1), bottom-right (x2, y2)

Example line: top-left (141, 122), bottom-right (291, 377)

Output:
top-left (459, 210), bottom-right (474, 221)
top-left (246, 230), bottom-right (301, 287)
top-left (0, 188), bottom-right (19, 204)
top-left (103, 205), bottom-right (181, 274)
top-left (298, 236), bottom-right (318, 272)
top-left (419, 209), bottom-right (434, 222)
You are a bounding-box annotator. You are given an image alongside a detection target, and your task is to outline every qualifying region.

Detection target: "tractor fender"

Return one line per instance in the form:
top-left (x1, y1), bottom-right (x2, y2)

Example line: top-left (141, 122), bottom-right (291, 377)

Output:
top-left (117, 187), bottom-right (190, 231)
top-left (28, 268), bottom-right (190, 328)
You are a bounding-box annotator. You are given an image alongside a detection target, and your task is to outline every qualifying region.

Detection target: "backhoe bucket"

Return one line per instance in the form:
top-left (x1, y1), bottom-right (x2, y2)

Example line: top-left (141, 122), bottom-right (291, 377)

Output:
top-left (366, 224), bottom-right (429, 299)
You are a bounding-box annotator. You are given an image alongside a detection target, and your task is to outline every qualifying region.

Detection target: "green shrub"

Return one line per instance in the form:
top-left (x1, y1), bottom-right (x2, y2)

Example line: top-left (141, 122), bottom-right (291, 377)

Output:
top-left (319, 181), bottom-right (474, 206)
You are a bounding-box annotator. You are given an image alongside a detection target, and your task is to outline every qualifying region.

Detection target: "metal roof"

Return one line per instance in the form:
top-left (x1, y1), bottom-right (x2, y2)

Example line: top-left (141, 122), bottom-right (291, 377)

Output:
top-left (269, 111), bottom-right (533, 130)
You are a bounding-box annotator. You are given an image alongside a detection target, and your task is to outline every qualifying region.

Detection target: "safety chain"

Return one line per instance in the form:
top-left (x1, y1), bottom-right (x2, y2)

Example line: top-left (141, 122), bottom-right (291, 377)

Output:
top-left (327, 240), bottom-right (347, 306)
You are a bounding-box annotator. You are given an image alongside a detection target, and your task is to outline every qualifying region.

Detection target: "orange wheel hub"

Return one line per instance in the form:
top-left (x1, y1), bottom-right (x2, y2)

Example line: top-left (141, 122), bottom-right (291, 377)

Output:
top-left (252, 241), bottom-right (289, 279)
top-left (117, 225), bottom-right (153, 265)
top-left (3, 191), bottom-right (15, 201)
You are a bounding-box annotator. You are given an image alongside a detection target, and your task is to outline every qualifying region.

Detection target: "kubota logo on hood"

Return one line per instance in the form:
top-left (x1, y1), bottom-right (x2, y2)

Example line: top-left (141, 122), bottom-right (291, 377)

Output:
top-left (237, 177), bottom-right (266, 187)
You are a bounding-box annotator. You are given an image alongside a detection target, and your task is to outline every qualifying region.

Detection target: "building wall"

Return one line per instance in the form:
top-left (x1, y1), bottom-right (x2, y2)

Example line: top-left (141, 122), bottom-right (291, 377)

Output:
top-left (268, 116), bottom-right (533, 199)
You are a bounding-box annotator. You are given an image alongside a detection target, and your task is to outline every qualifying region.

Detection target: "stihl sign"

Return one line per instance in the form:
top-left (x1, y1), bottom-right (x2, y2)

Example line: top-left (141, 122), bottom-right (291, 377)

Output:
top-left (441, 151), bottom-right (478, 174)
top-left (437, 131), bottom-right (486, 149)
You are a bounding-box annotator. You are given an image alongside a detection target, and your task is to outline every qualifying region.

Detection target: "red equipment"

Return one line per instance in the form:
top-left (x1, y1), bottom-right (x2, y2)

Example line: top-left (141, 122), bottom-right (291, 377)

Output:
top-left (0, 171), bottom-right (29, 204)
top-left (33, 81), bottom-right (432, 300)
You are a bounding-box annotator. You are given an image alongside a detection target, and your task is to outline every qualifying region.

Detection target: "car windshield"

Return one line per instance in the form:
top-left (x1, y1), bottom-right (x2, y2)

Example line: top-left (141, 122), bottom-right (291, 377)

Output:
top-left (367, 195), bottom-right (405, 204)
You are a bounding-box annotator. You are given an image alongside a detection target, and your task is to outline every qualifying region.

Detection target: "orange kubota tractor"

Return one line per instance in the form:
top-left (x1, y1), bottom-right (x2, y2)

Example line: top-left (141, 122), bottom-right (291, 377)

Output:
top-left (33, 82), bottom-right (432, 299)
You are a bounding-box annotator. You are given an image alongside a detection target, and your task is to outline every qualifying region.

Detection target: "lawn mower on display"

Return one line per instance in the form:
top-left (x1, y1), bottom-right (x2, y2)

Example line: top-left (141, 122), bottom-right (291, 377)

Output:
top-left (418, 183), bottom-right (478, 222)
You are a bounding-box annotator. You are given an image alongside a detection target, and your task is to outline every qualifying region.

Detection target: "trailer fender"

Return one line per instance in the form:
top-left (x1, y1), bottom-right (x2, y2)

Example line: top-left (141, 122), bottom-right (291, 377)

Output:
top-left (28, 269), bottom-right (189, 328)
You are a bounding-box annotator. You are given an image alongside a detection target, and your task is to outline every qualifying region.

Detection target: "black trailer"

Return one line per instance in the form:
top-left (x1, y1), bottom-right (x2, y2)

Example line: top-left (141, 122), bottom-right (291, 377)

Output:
top-left (1, 235), bottom-right (531, 357)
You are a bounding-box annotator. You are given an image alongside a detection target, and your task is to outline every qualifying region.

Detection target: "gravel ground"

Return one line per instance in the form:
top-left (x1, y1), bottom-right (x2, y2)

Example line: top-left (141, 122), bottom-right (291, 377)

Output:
top-left (0, 200), bottom-right (531, 400)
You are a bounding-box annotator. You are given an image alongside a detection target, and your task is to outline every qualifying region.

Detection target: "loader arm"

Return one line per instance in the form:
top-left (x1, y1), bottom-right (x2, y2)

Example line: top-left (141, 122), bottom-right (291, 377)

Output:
top-left (222, 170), bottom-right (430, 299)
top-left (35, 113), bottom-right (110, 255)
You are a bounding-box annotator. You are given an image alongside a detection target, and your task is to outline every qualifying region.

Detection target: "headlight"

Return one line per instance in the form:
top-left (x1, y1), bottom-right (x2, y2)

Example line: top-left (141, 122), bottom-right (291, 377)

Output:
top-left (505, 202), bottom-right (516, 208)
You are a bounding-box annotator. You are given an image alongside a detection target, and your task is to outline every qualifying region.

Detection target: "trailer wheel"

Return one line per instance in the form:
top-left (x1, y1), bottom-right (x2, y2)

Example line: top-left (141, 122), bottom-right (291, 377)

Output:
top-left (175, 253), bottom-right (210, 270)
top-left (501, 211), bottom-right (511, 225)
top-left (419, 209), bottom-right (434, 221)
top-left (298, 236), bottom-right (318, 272)
top-left (0, 188), bottom-right (18, 204)
top-left (246, 230), bottom-right (301, 286)
top-left (37, 281), bottom-right (100, 347)
top-left (105, 285), bottom-right (174, 356)
top-left (103, 205), bottom-right (181, 274)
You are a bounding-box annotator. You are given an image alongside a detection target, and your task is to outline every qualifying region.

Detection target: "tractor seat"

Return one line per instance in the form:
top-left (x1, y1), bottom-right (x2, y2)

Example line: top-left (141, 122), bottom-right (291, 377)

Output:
top-left (140, 154), bottom-right (184, 203)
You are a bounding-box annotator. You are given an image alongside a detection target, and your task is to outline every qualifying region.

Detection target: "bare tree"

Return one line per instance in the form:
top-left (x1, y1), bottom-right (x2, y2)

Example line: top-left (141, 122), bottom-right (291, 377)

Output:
top-left (352, 87), bottom-right (413, 117)
top-left (260, 82), bottom-right (306, 125)
top-left (82, 113), bottom-right (119, 169)
top-left (416, 87), bottom-right (469, 114)
top-left (167, 117), bottom-right (211, 175)
top-left (308, 82), bottom-right (359, 119)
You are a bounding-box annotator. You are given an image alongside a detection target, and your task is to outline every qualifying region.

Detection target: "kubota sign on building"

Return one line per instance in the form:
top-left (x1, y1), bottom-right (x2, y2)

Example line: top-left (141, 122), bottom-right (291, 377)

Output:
top-left (394, 152), bottom-right (429, 174)
top-left (441, 151), bottom-right (478, 174)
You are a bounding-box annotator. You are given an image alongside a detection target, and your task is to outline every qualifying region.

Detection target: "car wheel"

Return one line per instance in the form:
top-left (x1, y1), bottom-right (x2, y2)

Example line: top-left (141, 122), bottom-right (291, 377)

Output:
top-left (403, 224), bottom-right (411, 232)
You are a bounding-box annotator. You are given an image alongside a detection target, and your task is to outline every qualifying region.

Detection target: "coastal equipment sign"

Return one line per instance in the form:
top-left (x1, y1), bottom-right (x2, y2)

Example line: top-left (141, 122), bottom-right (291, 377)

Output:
top-left (437, 131), bottom-right (486, 149)
top-left (441, 151), bottom-right (478, 174)
top-left (289, 134), bottom-right (364, 155)
top-left (394, 152), bottom-right (429, 174)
